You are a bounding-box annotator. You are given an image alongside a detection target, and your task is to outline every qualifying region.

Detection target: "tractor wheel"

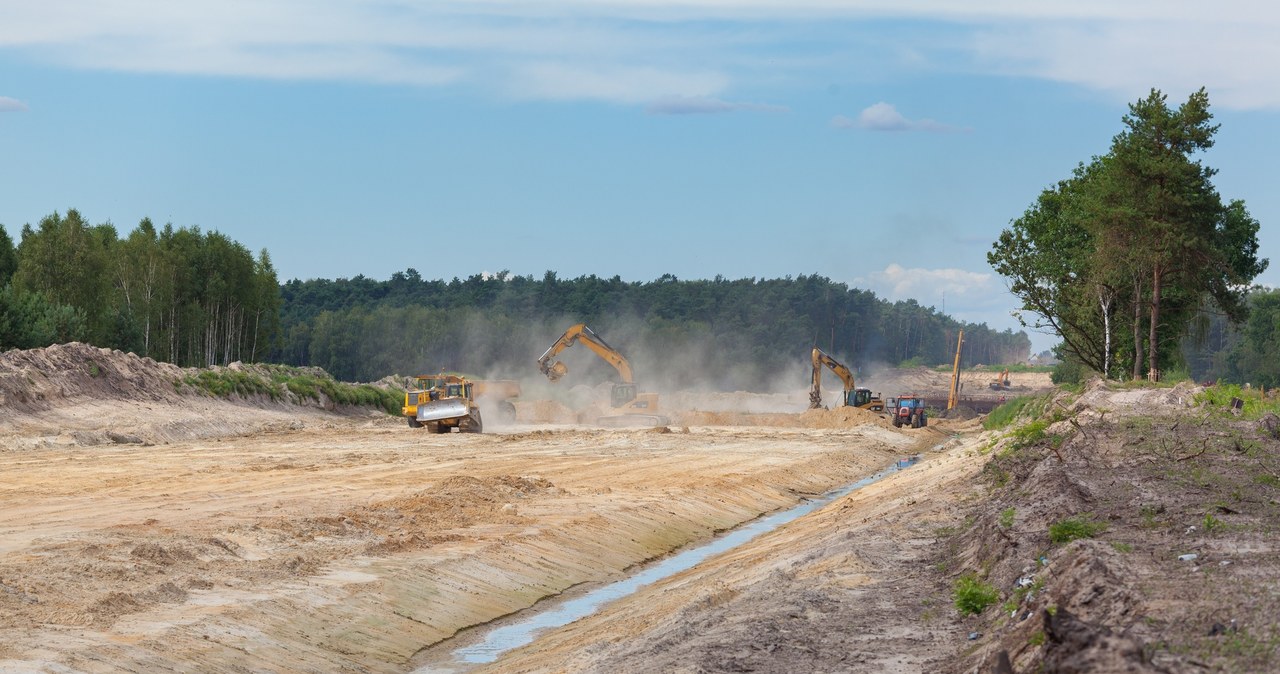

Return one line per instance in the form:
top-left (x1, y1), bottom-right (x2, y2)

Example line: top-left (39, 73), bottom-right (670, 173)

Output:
top-left (892, 417), bottom-right (902, 428)
top-left (911, 413), bottom-right (920, 429)
top-left (921, 414), bottom-right (928, 427)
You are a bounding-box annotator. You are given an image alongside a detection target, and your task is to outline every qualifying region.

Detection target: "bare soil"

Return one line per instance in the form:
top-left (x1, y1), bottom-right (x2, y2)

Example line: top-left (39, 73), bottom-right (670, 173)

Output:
top-left (7, 344), bottom-right (1263, 674)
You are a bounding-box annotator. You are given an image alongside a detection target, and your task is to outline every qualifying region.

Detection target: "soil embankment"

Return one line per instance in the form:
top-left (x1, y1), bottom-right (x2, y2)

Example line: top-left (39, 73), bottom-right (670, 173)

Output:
top-left (0, 344), bottom-right (928, 672)
top-left (10, 343), bottom-right (1254, 673)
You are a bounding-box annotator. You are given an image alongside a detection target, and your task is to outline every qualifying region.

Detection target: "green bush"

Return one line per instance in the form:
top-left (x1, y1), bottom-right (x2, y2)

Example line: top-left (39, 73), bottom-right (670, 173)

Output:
top-left (1051, 359), bottom-right (1087, 385)
top-left (183, 365), bottom-right (402, 415)
top-left (985, 396), bottom-right (1036, 430)
top-left (1049, 515), bottom-right (1107, 544)
top-left (953, 575), bottom-right (999, 616)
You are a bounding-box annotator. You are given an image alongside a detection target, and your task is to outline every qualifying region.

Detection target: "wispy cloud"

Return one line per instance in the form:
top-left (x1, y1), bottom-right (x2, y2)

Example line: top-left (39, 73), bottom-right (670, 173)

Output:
top-left (646, 95), bottom-right (788, 115)
top-left (833, 102), bottom-right (968, 133)
top-left (859, 263), bottom-right (995, 304)
top-left (0, 1), bottom-right (1277, 108)
top-left (0, 97), bottom-right (29, 112)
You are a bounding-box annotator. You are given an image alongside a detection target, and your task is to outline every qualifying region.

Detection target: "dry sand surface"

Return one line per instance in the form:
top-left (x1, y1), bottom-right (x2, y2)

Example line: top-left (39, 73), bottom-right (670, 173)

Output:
top-left (3, 344), bottom-right (988, 673)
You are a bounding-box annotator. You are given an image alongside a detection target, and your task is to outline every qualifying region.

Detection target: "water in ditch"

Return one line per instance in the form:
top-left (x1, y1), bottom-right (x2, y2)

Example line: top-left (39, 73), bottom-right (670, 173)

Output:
top-left (414, 455), bottom-right (919, 672)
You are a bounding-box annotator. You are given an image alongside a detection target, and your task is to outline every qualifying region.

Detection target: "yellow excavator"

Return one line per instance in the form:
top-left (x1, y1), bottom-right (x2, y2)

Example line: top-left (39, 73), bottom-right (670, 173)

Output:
top-left (809, 347), bottom-right (884, 412)
top-left (538, 323), bottom-right (669, 426)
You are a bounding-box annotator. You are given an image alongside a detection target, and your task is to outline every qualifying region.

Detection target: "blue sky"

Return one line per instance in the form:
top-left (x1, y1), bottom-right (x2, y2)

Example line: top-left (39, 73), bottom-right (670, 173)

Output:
top-left (2, 1), bottom-right (1278, 353)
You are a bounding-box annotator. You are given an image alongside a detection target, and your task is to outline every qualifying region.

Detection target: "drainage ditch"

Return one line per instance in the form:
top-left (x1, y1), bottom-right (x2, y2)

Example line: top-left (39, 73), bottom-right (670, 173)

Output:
top-left (413, 455), bottom-right (919, 672)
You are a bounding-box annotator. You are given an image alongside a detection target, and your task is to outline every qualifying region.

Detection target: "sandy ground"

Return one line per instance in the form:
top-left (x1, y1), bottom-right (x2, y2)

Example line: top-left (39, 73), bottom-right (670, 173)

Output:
top-left (0, 412), bottom-right (951, 672)
top-left (0, 344), bottom-right (1056, 673)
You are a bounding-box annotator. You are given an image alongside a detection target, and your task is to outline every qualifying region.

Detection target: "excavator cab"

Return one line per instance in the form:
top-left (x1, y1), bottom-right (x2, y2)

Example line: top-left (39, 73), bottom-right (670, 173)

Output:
top-left (611, 383), bottom-right (638, 408)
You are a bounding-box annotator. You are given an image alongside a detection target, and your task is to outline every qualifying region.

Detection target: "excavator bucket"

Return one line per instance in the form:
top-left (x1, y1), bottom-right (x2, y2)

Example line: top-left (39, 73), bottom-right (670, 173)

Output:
top-left (417, 398), bottom-right (470, 423)
top-left (545, 361), bottom-right (569, 382)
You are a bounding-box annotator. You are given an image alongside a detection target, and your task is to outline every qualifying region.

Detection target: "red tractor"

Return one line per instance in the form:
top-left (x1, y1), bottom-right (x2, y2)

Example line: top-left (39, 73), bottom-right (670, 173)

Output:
top-left (892, 394), bottom-right (928, 429)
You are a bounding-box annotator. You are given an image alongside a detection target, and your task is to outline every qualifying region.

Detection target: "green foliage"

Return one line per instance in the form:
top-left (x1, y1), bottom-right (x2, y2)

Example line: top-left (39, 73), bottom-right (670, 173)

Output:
top-left (953, 575), bottom-right (1000, 616)
top-left (1029, 630), bottom-right (1046, 647)
top-left (990, 89), bottom-right (1267, 383)
top-left (999, 507), bottom-right (1016, 529)
top-left (1051, 358), bottom-right (1087, 386)
top-left (1008, 419), bottom-right (1050, 450)
top-left (182, 365), bottom-right (402, 415)
top-left (2, 210), bottom-right (281, 367)
top-left (0, 284), bottom-right (87, 349)
top-left (1049, 515), bottom-right (1108, 544)
top-left (1195, 384), bottom-right (1280, 420)
top-left (984, 396), bottom-right (1038, 430)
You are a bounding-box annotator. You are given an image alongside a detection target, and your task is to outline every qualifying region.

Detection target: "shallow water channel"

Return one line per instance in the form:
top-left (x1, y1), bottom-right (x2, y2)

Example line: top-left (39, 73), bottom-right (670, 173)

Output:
top-left (413, 456), bottom-right (918, 672)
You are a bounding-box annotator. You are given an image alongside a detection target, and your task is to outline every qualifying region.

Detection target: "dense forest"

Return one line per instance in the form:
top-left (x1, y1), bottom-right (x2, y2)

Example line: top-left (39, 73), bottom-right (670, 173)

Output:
top-left (4, 206), bottom-right (1277, 392)
top-left (0, 211), bottom-right (1030, 390)
top-left (274, 270), bottom-right (1032, 388)
top-left (0, 210), bottom-right (281, 367)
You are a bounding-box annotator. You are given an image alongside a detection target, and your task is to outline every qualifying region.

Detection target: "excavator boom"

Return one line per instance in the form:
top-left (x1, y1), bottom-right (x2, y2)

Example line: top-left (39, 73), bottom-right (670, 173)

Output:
top-left (536, 323), bottom-right (668, 426)
top-left (537, 323), bottom-right (634, 384)
top-left (810, 347), bottom-right (883, 411)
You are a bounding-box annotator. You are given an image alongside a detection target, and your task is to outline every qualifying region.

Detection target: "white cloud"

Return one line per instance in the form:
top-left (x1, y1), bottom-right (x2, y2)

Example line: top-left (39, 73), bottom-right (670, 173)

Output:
top-left (855, 262), bottom-right (1051, 346)
top-left (834, 102), bottom-right (968, 133)
top-left (0, 96), bottom-right (29, 112)
top-left (0, 1), bottom-right (1278, 108)
top-left (859, 263), bottom-right (996, 307)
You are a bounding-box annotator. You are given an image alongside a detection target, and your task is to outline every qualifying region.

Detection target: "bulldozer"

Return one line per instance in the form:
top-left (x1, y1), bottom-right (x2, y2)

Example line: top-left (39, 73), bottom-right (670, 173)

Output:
top-left (809, 347), bottom-right (884, 412)
top-left (402, 373), bottom-right (484, 433)
top-left (537, 323), bottom-right (669, 427)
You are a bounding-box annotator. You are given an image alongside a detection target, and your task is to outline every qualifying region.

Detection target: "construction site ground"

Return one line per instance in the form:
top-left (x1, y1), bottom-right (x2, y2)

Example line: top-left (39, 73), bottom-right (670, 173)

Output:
top-left (7, 345), bottom-right (1276, 672)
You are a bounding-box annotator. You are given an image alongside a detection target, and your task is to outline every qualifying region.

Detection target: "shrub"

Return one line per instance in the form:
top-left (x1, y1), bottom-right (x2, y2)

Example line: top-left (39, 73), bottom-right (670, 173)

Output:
top-left (953, 575), bottom-right (999, 616)
top-left (1049, 515), bottom-right (1107, 544)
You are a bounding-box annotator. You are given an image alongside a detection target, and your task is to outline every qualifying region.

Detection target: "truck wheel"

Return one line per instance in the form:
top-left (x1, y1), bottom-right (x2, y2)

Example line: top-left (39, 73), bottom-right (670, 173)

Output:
top-left (498, 401), bottom-right (516, 424)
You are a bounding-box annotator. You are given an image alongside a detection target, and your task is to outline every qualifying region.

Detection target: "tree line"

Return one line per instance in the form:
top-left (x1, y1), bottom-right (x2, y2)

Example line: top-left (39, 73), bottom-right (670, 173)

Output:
top-left (0, 210), bottom-right (281, 366)
top-left (990, 88), bottom-right (1267, 382)
top-left (275, 271), bottom-right (1032, 387)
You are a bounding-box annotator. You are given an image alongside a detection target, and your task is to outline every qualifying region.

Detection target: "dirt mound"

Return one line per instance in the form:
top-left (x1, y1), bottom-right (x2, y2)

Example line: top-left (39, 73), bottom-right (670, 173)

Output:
top-left (939, 381), bottom-right (1280, 673)
top-left (0, 342), bottom-right (184, 411)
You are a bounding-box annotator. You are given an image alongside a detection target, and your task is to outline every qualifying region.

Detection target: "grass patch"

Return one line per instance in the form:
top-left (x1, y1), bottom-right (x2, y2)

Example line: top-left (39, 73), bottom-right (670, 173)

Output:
top-left (1195, 384), bottom-right (1280, 420)
top-left (181, 365), bottom-right (402, 415)
top-left (999, 507), bottom-right (1016, 529)
top-left (1049, 514), bottom-right (1107, 544)
top-left (953, 574), bottom-right (1000, 616)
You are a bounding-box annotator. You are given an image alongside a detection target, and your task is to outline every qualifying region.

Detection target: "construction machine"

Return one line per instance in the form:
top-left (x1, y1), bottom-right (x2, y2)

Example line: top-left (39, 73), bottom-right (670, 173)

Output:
top-left (537, 323), bottom-right (669, 426)
top-left (988, 368), bottom-right (1011, 391)
top-left (892, 394), bottom-right (928, 428)
top-left (402, 373), bottom-right (484, 433)
top-left (809, 347), bottom-right (884, 412)
top-left (947, 329), bottom-right (964, 411)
